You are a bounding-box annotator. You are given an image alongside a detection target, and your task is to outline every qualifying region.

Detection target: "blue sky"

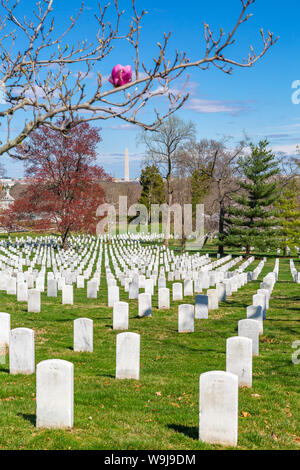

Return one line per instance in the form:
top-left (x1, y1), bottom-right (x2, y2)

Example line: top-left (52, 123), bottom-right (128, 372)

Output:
top-left (2, 0), bottom-right (300, 179)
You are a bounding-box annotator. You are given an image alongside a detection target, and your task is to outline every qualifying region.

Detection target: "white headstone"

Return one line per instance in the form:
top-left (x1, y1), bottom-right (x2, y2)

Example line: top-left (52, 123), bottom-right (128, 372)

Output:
top-left (253, 293), bottom-right (266, 320)
top-left (199, 371), bottom-right (238, 447)
top-left (158, 277), bottom-right (166, 289)
top-left (7, 277), bottom-right (17, 295)
top-left (17, 282), bottom-right (28, 302)
top-left (129, 275), bottom-right (139, 299)
top-left (76, 275), bottom-right (85, 289)
top-left (27, 273), bottom-right (34, 288)
top-left (184, 279), bottom-right (193, 296)
top-left (113, 301), bottom-right (129, 330)
top-left (216, 283), bottom-right (226, 302)
top-left (36, 276), bottom-right (45, 292)
top-left (28, 289), bottom-right (41, 313)
top-left (178, 304), bottom-right (194, 333)
top-left (207, 289), bottom-right (219, 310)
top-left (0, 312), bottom-right (10, 351)
top-left (195, 295), bottom-right (208, 319)
top-left (108, 285), bottom-right (119, 307)
top-left (226, 336), bottom-right (252, 387)
top-left (172, 283), bottom-right (183, 301)
top-left (158, 288), bottom-right (170, 309)
top-left (62, 285), bottom-right (73, 305)
top-left (144, 278), bottom-right (154, 295)
top-left (238, 319), bottom-right (259, 356)
top-left (194, 280), bottom-right (202, 293)
top-left (74, 318), bottom-right (93, 352)
top-left (138, 293), bottom-right (152, 317)
top-left (9, 328), bottom-right (35, 375)
top-left (87, 280), bottom-right (97, 299)
top-left (47, 279), bottom-right (57, 297)
top-left (116, 332), bottom-right (140, 380)
top-left (36, 359), bottom-right (74, 429)
top-left (246, 305), bottom-right (263, 334)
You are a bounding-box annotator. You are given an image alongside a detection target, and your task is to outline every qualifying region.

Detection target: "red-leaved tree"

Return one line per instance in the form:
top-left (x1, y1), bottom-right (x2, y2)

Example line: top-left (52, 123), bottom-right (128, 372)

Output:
top-left (2, 122), bottom-right (111, 247)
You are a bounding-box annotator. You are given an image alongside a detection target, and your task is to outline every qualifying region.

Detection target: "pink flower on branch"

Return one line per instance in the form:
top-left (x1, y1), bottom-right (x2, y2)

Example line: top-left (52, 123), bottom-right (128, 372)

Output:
top-left (108, 64), bottom-right (132, 87)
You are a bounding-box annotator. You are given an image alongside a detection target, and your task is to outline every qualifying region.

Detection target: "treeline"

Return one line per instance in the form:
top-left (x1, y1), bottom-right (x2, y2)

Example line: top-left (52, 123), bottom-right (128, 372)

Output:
top-left (138, 116), bottom-right (300, 255)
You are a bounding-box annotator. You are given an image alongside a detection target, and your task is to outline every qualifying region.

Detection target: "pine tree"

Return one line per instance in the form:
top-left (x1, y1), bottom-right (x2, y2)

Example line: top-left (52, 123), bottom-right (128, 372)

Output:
top-left (224, 140), bottom-right (280, 255)
top-left (139, 165), bottom-right (165, 221)
top-left (276, 178), bottom-right (300, 255)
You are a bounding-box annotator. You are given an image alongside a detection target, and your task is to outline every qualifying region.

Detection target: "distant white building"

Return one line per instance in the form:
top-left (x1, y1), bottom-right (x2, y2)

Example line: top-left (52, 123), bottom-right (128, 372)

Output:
top-left (0, 178), bottom-right (14, 187)
top-left (0, 186), bottom-right (14, 210)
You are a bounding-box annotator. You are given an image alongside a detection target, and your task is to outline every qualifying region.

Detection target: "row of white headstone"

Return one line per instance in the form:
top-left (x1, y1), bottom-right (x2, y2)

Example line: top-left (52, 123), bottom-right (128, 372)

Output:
top-left (107, 249), bottom-right (256, 308)
top-left (0, 234), bottom-right (259, 318)
top-left (0, 316), bottom-right (94, 369)
top-left (290, 259), bottom-right (300, 283)
top-left (0, 311), bottom-right (255, 443)
top-left (0, 236), bottom-right (277, 446)
top-left (246, 259), bottom-right (279, 336)
top-left (199, 262), bottom-right (280, 446)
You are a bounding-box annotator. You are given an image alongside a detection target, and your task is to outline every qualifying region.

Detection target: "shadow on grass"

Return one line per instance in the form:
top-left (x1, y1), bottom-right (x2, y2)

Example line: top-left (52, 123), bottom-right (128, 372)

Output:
top-left (272, 297), bottom-right (300, 302)
top-left (167, 423), bottom-right (198, 440)
top-left (18, 413), bottom-right (36, 426)
top-left (128, 315), bottom-right (155, 321)
top-left (51, 318), bottom-right (79, 323)
top-left (226, 302), bottom-right (250, 309)
top-left (268, 318), bottom-right (300, 322)
top-left (0, 364), bottom-right (9, 374)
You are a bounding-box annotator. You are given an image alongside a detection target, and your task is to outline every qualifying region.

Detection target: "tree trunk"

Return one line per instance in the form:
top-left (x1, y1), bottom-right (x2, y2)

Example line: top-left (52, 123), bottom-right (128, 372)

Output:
top-left (61, 229), bottom-right (70, 250)
top-left (218, 204), bottom-right (225, 256)
top-left (181, 219), bottom-right (186, 253)
top-left (164, 174), bottom-right (172, 247)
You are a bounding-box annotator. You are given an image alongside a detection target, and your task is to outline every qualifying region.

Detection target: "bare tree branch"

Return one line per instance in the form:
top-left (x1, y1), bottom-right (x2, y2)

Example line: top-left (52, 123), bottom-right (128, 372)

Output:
top-left (0, 0), bottom-right (278, 158)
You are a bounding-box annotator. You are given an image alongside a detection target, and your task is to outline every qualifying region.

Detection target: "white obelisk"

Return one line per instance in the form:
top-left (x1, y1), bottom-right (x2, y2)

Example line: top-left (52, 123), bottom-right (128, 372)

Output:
top-left (125, 148), bottom-right (130, 181)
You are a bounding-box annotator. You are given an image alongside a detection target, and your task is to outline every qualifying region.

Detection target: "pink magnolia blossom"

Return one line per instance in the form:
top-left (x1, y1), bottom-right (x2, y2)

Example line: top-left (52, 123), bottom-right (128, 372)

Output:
top-left (108, 64), bottom-right (132, 87)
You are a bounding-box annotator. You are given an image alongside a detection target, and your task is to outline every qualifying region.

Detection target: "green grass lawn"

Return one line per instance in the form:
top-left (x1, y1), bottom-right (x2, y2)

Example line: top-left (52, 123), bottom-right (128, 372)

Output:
top-left (0, 254), bottom-right (299, 450)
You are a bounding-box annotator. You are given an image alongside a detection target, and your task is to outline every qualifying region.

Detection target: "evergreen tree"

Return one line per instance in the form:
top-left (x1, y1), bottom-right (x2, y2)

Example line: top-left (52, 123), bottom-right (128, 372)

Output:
top-left (276, 178), bottom-right (300, 255)
top-left (224, 140), bottom-right (280, 256)
top-left (139, 165), bottom-right (165, 221)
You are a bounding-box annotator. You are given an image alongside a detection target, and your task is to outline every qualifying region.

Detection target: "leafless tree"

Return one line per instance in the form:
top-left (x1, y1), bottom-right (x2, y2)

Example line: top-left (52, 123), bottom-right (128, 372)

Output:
top-left (140, 115), bottom-right (196, 206)
top-left (139, 115), bottom-right (195, 245)
top-left (176, 138), bottom-right (246, 254)
top-left (278, 151), bottom-right (300, 183)
top-left (0, 0), bottom-right (278, 158)
top-left (100, 180), bottom-right (141, 208)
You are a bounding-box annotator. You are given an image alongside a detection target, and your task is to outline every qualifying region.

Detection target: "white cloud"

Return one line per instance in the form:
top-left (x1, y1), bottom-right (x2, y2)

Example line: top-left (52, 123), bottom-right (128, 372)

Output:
top-left (72, 71), bottom-right (96, 80)
top-left (272, 143), bottom-right (299, 154)
top-left (101, 74), bottom-right (110, 83)
top-left (149, 85), bottom-right (179, 96)
top-left (13, 85), bottom-right (59, 99)
top-left (184, 98), bottom-right (248, 115)
top-left (135, 72), bottom-right (149, 80)
top-left (109, 123), bottom-right (136, 130)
